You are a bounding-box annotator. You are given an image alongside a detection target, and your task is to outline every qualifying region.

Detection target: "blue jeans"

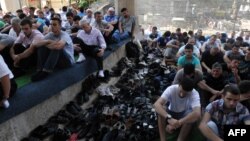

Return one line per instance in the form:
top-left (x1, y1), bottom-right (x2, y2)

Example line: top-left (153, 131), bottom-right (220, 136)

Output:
top-left (37, 47), bottom-right (72, 71)
top-left (112, 30), bottom-right (130, 42)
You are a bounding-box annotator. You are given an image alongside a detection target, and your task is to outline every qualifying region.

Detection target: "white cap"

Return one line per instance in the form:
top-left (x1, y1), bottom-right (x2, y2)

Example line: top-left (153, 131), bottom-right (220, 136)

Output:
top-left (86, 8), bottom-right (92, 12)
top-left (108, 7), bottom-right (115, 11)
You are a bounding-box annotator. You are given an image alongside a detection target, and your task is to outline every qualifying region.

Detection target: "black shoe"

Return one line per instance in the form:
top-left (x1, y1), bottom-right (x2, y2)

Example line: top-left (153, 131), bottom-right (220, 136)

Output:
top-left (12, 67), bottom-right (26, 78)
top-left (76, 91), bottom-right (89, 105)
top-left (31, 71), bottom-right (49, 82)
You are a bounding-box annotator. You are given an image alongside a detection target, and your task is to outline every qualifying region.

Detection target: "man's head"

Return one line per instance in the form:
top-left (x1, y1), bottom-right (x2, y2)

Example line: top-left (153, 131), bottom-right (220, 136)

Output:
top-left (188, 37), bottom-right (196, 45)
top-left (211, 62), bottom-right (223, 78)
top-left (11, 17), bottom-right (21, 32)
top-left (239, 80), bottom-right (250, 95)
top-left (50, 17), bottom-right (62, 35)
top-left (62, 6), bottom-right (68, 12)
top-left (210, 44), bottom-right (220, 55)
top-left (108, 7), bottom-right (115, 15)
top-left (73, 15), bottom-right (81, 26)
top-left (183, 63), bottom-right (195, 77)
top-left (43, 6), bottom-right (49, 13)
top-left (86, 9), bottom-right (93, 17)
top-left (184, 43), bottom-right (194, 58)
top-left (152, 26), bottom-right (157, 34)
top-left (209, 35), bottom-right (217, 44)
top-left (229, 57), bottom-right (240, 69)
top-left (179, 77), bottom-right (195, 98)
top-left (197, 29), bottom-right (202, 36)
top-left (121, 8), bottom-right (128, 17)
top-left (94, 11), bottom-right (102, 22)
top-left (16, 9), bottom-right (23, 17)
top-left (20, 18), bottom-right (33, 37)
top-left (222, 84), bottom-right (240, 110)
top-left (176, 28), bottom-right (181, 34)
top-left (3, 14), bottom-right (11, 24)
top-left (29, 7), bottom-right (36, 15)
top-left (79, 19), bottom-right (91, 33)
top-left (232, 42), bottom-right (241, 54)
top-left (37, 10), bottom-right (45, 18)
top-left (66, 12), bottom-right (74, 23)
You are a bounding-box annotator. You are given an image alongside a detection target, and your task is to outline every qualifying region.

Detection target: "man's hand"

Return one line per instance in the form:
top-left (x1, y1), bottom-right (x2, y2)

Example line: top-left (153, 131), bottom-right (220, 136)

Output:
top-left (97, 48), bottom-right (105, 57)
top-left (168, 118), bottom-right (181, 129)
top-left (73, 44), bottom-right (82, 52)
top-left (13, 55), bottom-right (21, 67)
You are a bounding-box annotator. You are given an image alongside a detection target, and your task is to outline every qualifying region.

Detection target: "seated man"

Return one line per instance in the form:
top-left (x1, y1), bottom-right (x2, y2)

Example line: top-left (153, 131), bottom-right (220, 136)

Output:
top-left (76, 19), bottom-right (106, 78)
top-left (30, 17), bottom-right (75, 81)
top-left (112, 8), bottom-right (135, 42)
top-left (201, 44), bottom-right (224, 74)
top-left (8, 17), bottom-right (21, 38)
top-left (10, 18), bottom-right (44, 77)
top-left (223, 57), bottom-right (241, 84)
top-left (201, 35), bottom-right (221, 53)
top-left (177, 44), bottom-right (202, 70)
top-left (147, 26), bottom-right (160, 48)
top-left (238, 46), bottom-right (250, 80)
top-left (163, 37), bottom-right (180, 64)
top-left (173, 63), bottom-right (221, 107)
top-left (154, 77), bottom-right (201, 141)
top-left (239, 80), bottom-right (250, 110)
top-left (92, 11), bottom-right (114, 44)
top-left (199, 84), bottom-right (249, 140)
top-left (203, 63), bottom-right (228, 106)
top-left (223, 42), bottom-right (244, 65)
top-left (176, 37), bottom-right (200, 59)
top-left (62, 12), bottom-right (74, 34)
top-left (0, 54), bottom-right (17, 108)
top-left (104, 7), bottom-right (118, 30)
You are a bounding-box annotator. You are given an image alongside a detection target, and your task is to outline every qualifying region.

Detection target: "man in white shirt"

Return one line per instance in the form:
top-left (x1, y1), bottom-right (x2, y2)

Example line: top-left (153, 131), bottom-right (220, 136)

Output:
top-left (82, 9), bottom-right (95, 26)
top-left (8, 17), bottom-right (21, 38)
top-left (154, 77), bottom-right (201, 141)
top-left (76, 19), bottom-right (106, 77)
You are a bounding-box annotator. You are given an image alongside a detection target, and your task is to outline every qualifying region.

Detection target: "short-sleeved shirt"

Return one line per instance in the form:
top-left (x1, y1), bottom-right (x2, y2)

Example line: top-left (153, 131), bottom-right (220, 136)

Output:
top-left (225, 50), bottom-right (244, 60)
top-left (204, 74), bottom-right (228, 91)
top-left (206, 99), bottom-right (249, 138)
top-left (161, 85), bottom-right (200, 112)
top-left (91, 20), bottom-right (109, 34)
top-left (172, 69), bottom-right (203, 86)
top-left (15, 30), bottom-right (44, 48)
top-left (44, 31), bottom-right (75, 64)
top-left (177, 55), bottom-right (201, 68)
top-left (0, 33), bottom-right (16, 47)
top-left (178, 45), bottom-right (200, 57)
top-left (119, 16), bottom-right (135, 33)
top-left (0, 55), bottom-right (13, 79)
top-left (77, 27), bottom-right (106, 49)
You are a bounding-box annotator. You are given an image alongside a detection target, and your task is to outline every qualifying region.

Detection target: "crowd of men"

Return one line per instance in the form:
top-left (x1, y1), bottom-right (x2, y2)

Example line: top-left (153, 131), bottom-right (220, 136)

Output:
top-left (0, 5), bottom-right (135, 109)
top-left (0, 4), bottom-right (249, 141)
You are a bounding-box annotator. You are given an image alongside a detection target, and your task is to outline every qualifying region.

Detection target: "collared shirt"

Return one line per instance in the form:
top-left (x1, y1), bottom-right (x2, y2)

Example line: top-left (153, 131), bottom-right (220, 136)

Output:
top-left (177, 55), bottom-right (201, 68)
top-left (104, 14), bottom-right (118, 23)
top-left (82, 16), bottom-right (95, 25)
top-left (206, 99), bottom-right (249, 138)
top-left (91, 20), bottom-right (109, 34)
top-left (77, 27), bottom-right (106, 49)
top-left (15, 30), bottom-right (44, 48)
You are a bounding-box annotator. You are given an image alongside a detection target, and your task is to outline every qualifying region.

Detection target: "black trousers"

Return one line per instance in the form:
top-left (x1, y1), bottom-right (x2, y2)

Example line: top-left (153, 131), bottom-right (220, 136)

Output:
top-left (0, 78), bottom-right (17, 100)
top-left (13, 43), bottom-right (37, 69)
top-left (73, 37), bottom-right (103, 70)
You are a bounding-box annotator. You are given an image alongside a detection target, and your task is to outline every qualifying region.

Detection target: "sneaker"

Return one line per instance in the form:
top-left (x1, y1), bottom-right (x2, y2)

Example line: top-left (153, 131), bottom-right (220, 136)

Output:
top-left (2, 99), bottom-right (10, 108)
top-left (76, 53), bottom-right (86, 63)
top-left (98, 70), bottom-right (105, 78)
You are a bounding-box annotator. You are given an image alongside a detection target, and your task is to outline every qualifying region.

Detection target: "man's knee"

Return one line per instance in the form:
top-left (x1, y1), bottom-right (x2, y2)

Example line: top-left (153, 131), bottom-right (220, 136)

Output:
top-left (207, 121), bottom-right (219, 135)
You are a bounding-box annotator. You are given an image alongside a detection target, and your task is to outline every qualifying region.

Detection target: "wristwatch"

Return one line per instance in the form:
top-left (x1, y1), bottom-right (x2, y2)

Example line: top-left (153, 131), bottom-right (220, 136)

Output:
top-left (165, 114), bottom-right (172, 124)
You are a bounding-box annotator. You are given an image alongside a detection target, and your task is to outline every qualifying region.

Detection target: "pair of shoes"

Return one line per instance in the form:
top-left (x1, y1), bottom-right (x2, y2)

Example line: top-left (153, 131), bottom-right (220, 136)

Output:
top-left (76, 53), bottom-right (86, 63)
top-left (66, 101), bottom-right (82, 115)
top-left (30, 123), bottom-right (58, 140)
top-left (31, 71), bottom-right (49, 82)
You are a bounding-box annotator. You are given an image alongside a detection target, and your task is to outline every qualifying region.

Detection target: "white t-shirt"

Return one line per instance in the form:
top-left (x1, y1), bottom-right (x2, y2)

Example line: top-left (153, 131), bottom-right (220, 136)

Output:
top-left (161, 85), bottom-right (200, 112)
top-left (0, 55), bottom-right (14, 79)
